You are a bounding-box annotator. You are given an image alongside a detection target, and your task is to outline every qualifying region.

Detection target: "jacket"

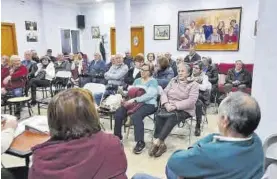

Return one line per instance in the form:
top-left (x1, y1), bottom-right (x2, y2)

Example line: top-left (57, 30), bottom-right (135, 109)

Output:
top-left (226, 68), bottom-right (252, 87)
top-left (123, 57), bottom-right (134, 69)
top-left (35, 62), bottom-right (55, 81)
top-left (105, 64), bottom-right (128, 86)
top-left (161, 78), bottom-right (199, 116)
top-left (123, 87), bottom-right (146, 115)
top-left (86, 60), bottom-right (106, 78)
top-left (29, 131), bottom-right (128, 179)
top-left (205, 64), bottom-right (219, 85)
top-left (153, 67), bottom-right (174, 89)
top-left (169, 59), bottom-right (178, 77)
top-left (167, 133), bottom-right (264, 179)
top-left (184, 53), bottom-right (201, 63)
top-left (2, 65), bottom-right (28, 89)
top-left (54, 60), bottom-right (71, 73)
top-left (21, 59), bottom-right (36, 71)
top-left (124, 67), bottom-right (141, 86)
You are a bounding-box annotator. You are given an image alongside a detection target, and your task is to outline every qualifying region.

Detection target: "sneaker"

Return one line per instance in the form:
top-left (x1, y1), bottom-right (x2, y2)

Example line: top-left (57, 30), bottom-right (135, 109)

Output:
top-left (133, 141), bottom-right (145, 154)
top-left (194, 127), bottom-right (201, 136)
top-left (154, 144), bottom-right (167, 158)
top-left (148, 144), bottom-right (159, 157)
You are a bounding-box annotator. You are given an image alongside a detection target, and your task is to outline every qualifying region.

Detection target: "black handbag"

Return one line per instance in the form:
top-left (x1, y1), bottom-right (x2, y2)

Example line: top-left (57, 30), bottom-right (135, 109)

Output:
top-left (156, 107), bottom-right (176, 118)
top-left (35, 70), bottom-right (46, 80)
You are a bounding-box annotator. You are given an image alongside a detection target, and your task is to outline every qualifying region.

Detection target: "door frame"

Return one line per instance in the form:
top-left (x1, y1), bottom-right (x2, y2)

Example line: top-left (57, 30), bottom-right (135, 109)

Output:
top-left (1, 22), bottom-right (18, 55)
top-left (110, 26), bottom-right (145, 55)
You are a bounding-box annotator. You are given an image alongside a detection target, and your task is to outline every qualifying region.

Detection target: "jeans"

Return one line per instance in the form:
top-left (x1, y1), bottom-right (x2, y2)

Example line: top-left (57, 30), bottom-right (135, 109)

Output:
top-left (114, 104), bottom-right (156, 141)
top-left (154, 111), bottom-right (191, 141)
top-left (132, 165), bottom-right (177, 179)
top-left (93, 93), bottom-right (103, 106)
top-left (12, 88), bottom-right (23, 97)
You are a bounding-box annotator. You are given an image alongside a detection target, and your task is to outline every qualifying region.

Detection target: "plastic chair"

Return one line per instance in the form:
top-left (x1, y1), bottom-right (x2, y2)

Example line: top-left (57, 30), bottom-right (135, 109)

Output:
top-left (83, 83), bottom-right (106, 104)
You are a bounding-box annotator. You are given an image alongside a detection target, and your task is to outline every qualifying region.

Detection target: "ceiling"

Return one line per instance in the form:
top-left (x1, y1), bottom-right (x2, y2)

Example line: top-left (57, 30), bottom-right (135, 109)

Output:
top-left (44, 0), bottom-right (158, 5)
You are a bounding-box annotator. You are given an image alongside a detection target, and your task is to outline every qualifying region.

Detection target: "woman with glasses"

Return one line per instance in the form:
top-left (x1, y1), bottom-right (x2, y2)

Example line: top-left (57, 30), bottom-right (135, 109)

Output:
top-left (114, 63), bottom-right (158, 154)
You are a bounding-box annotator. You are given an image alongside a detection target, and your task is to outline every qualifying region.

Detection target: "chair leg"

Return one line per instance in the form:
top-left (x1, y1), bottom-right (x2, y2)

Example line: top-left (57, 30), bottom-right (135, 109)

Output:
top-left (9, 104), bottom-right (12, 115)
top-left (27, 102), bottom-right (32, 116)
top-left (37, 102), bottom-right (41, 115)
top-left (110, 113), bottom-right (113, 130)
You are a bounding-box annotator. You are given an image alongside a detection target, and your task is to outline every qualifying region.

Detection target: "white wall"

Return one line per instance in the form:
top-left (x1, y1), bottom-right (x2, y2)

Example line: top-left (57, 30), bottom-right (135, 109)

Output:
top-left (82, 0), bottom-right (259, 63)
top-left (1, 0), bottom-right (81, 58)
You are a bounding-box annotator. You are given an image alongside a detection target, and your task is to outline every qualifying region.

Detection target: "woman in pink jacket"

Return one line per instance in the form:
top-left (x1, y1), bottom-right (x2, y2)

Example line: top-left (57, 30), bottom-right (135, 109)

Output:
top-left (148, 62), bottom-right (199, 158)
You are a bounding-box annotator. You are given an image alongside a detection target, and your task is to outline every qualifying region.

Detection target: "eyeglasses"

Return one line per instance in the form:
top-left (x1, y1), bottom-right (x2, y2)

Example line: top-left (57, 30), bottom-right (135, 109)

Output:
top-left (140, 69), bottom-right (149, 72)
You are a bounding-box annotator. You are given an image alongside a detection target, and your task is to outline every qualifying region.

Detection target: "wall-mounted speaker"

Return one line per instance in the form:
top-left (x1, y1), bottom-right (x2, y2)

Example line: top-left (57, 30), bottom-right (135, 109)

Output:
top-left (77, 15), bottom-right (85, 29)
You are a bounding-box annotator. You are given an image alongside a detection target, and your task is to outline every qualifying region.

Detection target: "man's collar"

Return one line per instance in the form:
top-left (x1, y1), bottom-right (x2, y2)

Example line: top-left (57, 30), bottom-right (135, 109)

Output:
top-left (213, 135), bottom-right (252, 142)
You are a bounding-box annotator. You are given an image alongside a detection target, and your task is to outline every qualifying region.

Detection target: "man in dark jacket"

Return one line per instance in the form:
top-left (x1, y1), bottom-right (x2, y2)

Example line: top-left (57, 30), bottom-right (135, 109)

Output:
top-left (165, 52), bottom-right (178, 77)
top-left (224, 60), bottom-right (252, 93)
top-left (184, 44), bottom-right (201, 63)
top-left (202, 57), bottom-right (219, 102)
top-left (123, 50), bottom-right (134, 69)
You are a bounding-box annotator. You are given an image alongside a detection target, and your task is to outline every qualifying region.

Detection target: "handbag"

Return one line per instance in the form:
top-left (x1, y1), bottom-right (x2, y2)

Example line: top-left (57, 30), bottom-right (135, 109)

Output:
top-left (35, 70), bottom-right (46, 80)
top-left (156, 107), bottom-right (176, 118)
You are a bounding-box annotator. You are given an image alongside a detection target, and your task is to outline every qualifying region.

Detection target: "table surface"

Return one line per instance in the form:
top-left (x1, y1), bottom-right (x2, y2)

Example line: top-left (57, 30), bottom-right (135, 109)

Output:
top-left (7, 96), bottom-right (31, 103)
top-left (6, 130), bottom-right (50, 157)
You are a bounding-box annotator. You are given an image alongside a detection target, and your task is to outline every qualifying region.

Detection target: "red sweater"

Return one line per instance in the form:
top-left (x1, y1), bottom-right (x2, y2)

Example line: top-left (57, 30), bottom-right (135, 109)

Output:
top-left (1, 65), bottom-right (28, 89)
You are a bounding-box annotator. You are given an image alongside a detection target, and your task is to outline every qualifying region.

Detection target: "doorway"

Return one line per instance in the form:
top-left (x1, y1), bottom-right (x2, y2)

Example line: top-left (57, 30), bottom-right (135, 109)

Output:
top-left (1, 22), bottom-right (18, 56)
top-left (110, 27), bottom-right (144, 57)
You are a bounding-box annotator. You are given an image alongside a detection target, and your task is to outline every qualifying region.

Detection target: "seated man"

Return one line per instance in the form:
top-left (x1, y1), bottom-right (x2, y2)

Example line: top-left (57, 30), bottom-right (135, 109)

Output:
top-left (224, 60), bottom-right (252, 94)
top-left (133, 92), bottom-right (264, 179)
top-left (189, 61), bottom-right (211, 136)
top-left (202, 57), bottom-right (219, 102)
top-left (1, 115), bottom-right (29, 179)
top-left (124, 54), bottom-right (144, 89)
top-left (184, 43), bottom-right (201, 64)
top-left (21, 50), bottom-right (37, 79)
top-left (104, 54), bottom-right (128, 97)
top-left (123, 50), bottom-right (134, 69)
top-left (79, 53), bottom-right (106, 87)
top-left (54, 53), bottom-right (71, 73)
top-left (106, 55), bottom-right (115, 72)
top-left (164, 52), bottom-right (177, 77)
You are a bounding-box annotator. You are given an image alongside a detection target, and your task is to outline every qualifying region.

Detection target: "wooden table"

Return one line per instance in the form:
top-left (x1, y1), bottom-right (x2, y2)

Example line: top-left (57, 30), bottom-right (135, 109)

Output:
top-left (5, 130), bottom-right (50, 167)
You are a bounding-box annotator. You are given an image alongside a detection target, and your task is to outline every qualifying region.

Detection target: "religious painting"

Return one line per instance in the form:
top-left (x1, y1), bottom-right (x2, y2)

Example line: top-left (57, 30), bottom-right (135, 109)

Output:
top-left (178, 7), bottom-right (242, 51)
top-left (154, 25), bottom-right (170, 40)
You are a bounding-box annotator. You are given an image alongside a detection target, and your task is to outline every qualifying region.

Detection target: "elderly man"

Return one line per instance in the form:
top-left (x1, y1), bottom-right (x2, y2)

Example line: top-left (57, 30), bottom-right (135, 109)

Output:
top-left (21, 50), bottom-right (37, 78)
top-left (164, 52), bottom-right (177, 77)
top-left (123, 50), bottom-right (134, 69)
top-left (224, 60), bottom-right (252, 94)
top-left (104, 53), bottom-right (128, 97)
top-left (54, 53), bottom-right (71, 73)
top-left (31, 50), bottom-right (40, 63)
top-left (184, 43), bottom-right (201, 63)
top-left (133, 92), bottom-right (264, 179)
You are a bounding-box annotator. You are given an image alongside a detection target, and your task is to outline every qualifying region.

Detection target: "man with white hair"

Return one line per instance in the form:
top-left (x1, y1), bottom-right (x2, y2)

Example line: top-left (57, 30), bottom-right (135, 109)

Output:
top-left (133, 92), bottom-right (264, 179)
top-left (22, 50), bottom-right (37, 78)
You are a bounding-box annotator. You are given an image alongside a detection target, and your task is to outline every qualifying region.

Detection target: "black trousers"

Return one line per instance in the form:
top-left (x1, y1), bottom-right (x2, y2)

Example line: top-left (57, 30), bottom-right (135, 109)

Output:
top-left (1, 167), bottom-right (29, 179)
top-left (195, 100), bottom-right (204, 128)
top-left (26, 78), bottom-right (51, 102)
top-left (154, 111), bottom-right (191, 141)
top-left (114, 104), bottom-right (156, 141)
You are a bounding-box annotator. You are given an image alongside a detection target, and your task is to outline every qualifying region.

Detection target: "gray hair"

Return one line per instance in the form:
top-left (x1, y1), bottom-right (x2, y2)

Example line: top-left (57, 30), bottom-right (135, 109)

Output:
top-left (218, 92), bottom-right (261, 137)
top-left (177, 62), bottom-right (191, 75)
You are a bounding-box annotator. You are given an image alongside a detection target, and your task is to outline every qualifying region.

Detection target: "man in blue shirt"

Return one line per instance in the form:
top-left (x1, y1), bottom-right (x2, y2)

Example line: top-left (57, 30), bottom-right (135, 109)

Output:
top-left (21, 50), bottom-right (37, 78)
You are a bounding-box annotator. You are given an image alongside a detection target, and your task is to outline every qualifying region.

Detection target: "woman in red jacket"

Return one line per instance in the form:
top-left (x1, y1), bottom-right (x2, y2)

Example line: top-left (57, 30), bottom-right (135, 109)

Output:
top-left (29, 88), bottom-right (128, 179)
top-left (1, 55), bottom-right (28, 97)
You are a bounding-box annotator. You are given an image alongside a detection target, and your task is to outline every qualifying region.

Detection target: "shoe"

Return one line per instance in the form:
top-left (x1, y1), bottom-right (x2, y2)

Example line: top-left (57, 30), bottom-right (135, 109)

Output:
top-left (154, 144), bottom-right (167, 158)
top-left (148, 144), bottom-right (159, 157)
top-left (133, 141), bottom-right (145, 154)
top-left (31, 101), bottom-right (37, 106)
top-left (194, 127), bottom-right (201, 136)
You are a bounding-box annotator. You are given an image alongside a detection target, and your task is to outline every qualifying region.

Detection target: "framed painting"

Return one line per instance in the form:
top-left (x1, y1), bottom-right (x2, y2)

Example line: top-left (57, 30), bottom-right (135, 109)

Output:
top-left (91, 26), bottom-right (100, 39)
top-left (154, 25), bottom-right (170, 40)
top-left (178, 7), bottom-right (242, 51)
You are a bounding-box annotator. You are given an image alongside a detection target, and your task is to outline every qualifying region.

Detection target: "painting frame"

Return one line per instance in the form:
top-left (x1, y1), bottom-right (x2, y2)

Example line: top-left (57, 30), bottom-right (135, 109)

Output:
top-left (91, 26), bottom-right (100, 39)
top-left (177, 7), bottom-right (242, 51)
top-left (154, 25), bottom-right (170, 40)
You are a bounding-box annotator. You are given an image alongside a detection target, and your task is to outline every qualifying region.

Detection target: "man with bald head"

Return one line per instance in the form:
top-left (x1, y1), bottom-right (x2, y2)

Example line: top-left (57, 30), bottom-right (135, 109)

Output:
top-left (133, 92), bottom-right (264, 179)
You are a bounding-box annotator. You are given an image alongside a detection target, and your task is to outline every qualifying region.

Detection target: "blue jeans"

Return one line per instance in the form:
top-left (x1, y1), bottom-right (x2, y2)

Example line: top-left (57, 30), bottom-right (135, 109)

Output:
top-left (132, 165), bottom-right (177, 179)
top-left (93, 93), bottom-right (103, 106)
top-left (12, 88), bottom-right (23, 97)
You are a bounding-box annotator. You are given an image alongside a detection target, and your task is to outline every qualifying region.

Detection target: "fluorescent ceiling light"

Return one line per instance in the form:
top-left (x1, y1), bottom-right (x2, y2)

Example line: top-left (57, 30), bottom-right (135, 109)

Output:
top-left (96, 0), bottom-right (103, 2)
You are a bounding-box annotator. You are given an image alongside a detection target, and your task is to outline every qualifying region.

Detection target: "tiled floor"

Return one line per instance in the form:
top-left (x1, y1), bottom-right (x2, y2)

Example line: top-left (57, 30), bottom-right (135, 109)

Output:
top-left (1, 103), bottom-right (219, 178)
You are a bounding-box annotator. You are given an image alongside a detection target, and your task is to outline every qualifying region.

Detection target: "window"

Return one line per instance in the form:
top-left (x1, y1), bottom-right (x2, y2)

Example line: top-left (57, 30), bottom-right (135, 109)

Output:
top-left (60, 29), bottom-right (80, 54)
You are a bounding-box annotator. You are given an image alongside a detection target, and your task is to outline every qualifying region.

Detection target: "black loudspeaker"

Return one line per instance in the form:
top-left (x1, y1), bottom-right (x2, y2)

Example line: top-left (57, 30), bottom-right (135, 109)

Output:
top-left (77, 15), bottom-right (85, 29)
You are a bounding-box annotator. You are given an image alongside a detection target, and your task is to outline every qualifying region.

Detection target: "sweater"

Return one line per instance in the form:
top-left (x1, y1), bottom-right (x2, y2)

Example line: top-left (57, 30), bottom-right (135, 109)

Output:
top-left (167, 133), bottom-right (264, 179)
top-left (104, 64), bottom-right (128, 86)
top-left (2, 65), bottom-right (28, 89)
top-left (161, 78), bottom-right (199, 116)
top-left (133, 78), bottom-right (158, 107)
top-left (29, 131), bottom-right (127, 179)
top-left (35, 62), bottom-right (55, 81)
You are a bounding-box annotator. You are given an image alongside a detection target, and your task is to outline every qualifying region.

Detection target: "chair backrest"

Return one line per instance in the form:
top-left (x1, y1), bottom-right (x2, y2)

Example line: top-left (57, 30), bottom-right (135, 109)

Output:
top-left (83, 83), bottom-right (106, 94)
top-left (218, 63), bottom-right (254, 75)
top-left (55, 71), bottom-right (72, 78)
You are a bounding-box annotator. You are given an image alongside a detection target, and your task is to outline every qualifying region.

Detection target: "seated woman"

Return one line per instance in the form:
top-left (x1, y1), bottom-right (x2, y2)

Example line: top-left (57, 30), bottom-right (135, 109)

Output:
top-left (114, 63), bottom-right (158, 154)
top-left (153, 56), bottom-right (174, 89)
top-left (189, 61), bottom-right (211, 136)
top-left (124, 54), bottom-right (144, 88)
top-left (79, 53), bottom-right (106, 87)
top-left (25, 56), bottom-right (55, 105)
top-left (133, 92), bottom-right (264, 179)
top-left (149, 62), bottom-right (199, 158)
top-left (147, 53), bottom-right (156, 66)
top-left (29, 88), bottom-right (128, 179)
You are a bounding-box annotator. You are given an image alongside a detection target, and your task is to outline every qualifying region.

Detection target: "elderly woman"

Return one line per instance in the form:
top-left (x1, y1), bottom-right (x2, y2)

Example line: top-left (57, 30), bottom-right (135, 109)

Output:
top-left (149, 63), bottom-right (199, 158)
top-left (114, 63), bottom-right (158, 154)
top-left (29, 89), bottom-right (128, 179)
top-left (153, 56), bottom-right (174, 89)
top-left (25, 56), bottom-right (55, 105)
top-left (133, 92), bottom-right (264, 179)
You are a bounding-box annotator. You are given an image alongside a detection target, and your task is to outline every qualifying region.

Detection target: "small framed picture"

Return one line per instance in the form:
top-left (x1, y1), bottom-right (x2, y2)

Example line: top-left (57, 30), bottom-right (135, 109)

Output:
top-left (91, 26), bottom-right (100, 39)
top-left (154, 25), bottom-right (170, 40)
